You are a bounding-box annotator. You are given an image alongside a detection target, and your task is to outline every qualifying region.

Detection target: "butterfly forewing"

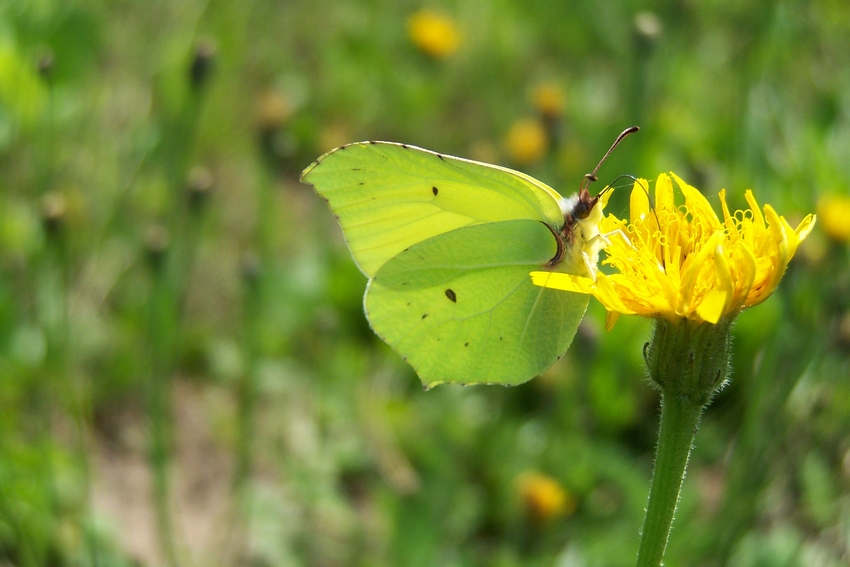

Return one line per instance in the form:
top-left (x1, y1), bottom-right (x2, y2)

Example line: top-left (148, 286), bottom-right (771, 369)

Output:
top-left (301, 142), bottom-right (565, 277)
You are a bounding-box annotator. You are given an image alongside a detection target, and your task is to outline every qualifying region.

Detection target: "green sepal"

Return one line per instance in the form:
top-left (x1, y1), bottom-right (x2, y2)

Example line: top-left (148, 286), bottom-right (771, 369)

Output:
top-left (644, 316), bottom-right (734, 406)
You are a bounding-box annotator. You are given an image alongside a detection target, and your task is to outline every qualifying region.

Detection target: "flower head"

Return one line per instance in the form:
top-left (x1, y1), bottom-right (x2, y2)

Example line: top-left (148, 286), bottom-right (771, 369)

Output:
top-left (407, 10), bottom-right (462, 59)
top-left (532, 173), bottom-right (816, 329)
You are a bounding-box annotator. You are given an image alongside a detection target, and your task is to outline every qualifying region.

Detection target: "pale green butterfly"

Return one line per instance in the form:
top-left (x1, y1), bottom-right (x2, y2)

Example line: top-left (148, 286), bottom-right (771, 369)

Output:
top-left (301, 127), bottom-right (638, 388)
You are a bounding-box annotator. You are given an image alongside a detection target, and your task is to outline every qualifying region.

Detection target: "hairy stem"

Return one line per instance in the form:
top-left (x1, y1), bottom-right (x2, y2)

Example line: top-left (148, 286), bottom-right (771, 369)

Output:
top-left (636, 393), bottom-right (705, 567)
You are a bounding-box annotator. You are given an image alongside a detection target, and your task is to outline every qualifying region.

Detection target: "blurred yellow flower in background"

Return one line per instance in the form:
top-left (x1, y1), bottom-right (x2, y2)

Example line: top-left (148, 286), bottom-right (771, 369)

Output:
top-left (517, 471), bottom-right (576, 522)
top-left (816, 193), bottom-right (850, 243)
top-left (407, 9), bottom-right (461, 59)
top-left (505, 118), bottom-right (549, 165)
top-left (531, 82), bottom-right (565, 119)
top-left (256, 90), bottom-right (292, 131)
top-left (532, 173), bottom-right (815, 329)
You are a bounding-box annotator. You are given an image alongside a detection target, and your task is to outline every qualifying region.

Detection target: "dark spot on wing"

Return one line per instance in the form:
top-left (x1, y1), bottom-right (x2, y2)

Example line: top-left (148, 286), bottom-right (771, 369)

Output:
top-left (445, 289), bottom-right (457, 302)
top-left (359, 182), bottom-right (365, 186)
top-left (421, 313), bottom-right (428, 319)
top-left (351, 168), bottom-right (361, 171)
top-left (464, 342), bottom-right (469, 347)
top-left (406, 302), bottom-right (411, 306)
top-left (432, 186), bottom-right (439, 195)
top-left (500, 337), bottom-right (503, 341)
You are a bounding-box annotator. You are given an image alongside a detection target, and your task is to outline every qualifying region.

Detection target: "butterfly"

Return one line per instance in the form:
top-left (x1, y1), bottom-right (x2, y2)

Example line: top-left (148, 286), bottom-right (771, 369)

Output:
top-left (300, 127), bottom-right (638, 388)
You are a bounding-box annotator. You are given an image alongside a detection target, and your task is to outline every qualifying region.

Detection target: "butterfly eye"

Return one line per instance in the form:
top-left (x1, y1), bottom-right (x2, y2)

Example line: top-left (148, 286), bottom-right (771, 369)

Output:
top-left (573, 201), bottom-right (590, 219)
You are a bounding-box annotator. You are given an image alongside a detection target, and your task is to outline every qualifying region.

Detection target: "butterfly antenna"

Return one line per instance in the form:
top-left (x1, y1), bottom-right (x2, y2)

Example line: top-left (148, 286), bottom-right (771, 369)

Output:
top-left (605, 174), bottom-right (660, 231)
top-left (597, 173), bottom-right (636, 199)
top-left (580, 126), bottom-right (640, 193)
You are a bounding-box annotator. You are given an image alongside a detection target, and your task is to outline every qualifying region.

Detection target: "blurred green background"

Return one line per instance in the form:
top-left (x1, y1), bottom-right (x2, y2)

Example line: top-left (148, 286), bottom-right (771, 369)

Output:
top-left (1, 0), bottom-right (849, 566)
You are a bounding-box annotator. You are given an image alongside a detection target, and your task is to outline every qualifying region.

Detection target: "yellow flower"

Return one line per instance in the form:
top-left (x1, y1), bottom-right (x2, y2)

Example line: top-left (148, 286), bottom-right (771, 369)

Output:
top-left (505, 117), bottom-right (549, 165)
top-left (517, 471), bottom-right (576, 521)
top-left (531, 82), bottom-right (565, 119)
top-left (816, 193), bottom-right (850, 243)
top-left (256, 90), bottom-right (292, 131)
top-left (532, 173), bottom-right (816, 329)
top-left (407, 10), bottom-right (461, 59)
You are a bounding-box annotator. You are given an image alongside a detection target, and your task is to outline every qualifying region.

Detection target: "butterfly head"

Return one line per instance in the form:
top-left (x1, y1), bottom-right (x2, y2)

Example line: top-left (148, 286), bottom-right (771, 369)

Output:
top-left (571, 185), bottom-right (600, 220)
top-left (558, 184), bottom-right (607, 226)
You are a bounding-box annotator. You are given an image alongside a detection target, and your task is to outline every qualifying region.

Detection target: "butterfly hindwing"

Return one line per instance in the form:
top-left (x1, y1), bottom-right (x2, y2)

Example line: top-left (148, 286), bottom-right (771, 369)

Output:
top-left (365, 220), bottom-right (590, 387)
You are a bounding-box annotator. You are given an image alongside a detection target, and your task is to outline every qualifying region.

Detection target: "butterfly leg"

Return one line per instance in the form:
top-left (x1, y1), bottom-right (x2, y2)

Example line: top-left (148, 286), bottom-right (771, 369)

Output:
top-left (591, 227), bottom-right (633, 248)
top-left (582, 228), bottom-right (634, 280)
top-left (582, 228), bottom-right (632, 263)
top-left (581, 251), bottom-right (597, 280)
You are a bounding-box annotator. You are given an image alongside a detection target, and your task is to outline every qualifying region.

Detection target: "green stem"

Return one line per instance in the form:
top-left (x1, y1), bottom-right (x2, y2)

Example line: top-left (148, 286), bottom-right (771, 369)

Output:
top-left (636, 393), bottom-right (705, 567)
top-left (635, 316), bottom-right (733, 566)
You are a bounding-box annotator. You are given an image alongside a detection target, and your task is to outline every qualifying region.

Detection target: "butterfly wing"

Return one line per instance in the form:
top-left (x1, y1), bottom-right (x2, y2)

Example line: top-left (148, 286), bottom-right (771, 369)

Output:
top-left (365, 220), bottom-right (590, 387)
top-left (301, 142), bottom-right (565, 277)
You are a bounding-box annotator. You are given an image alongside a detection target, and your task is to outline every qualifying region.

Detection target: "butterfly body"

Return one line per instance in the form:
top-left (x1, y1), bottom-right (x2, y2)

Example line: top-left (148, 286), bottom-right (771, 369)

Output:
top-left (553, 190), bottom-right (607, 278)
top-left (301, 141), bottom-right (609, 388)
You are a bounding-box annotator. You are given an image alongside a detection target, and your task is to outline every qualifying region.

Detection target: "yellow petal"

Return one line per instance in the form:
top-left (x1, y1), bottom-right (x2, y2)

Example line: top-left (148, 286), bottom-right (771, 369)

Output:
top-left (695, 288), bottom-right (726, 324)
top-left (530, 271), bottom-right (595, 294)
top-left (709, 246), bottom-right (735, 309)
top-left (630, 179), bottom-right (652, 224)
top-left (655, 173), bottom-right (674, 214)
top-left (794, 213), bottom-right (816, 242)
top-left (763, 205), bottom-right (791, 289)
top-left (594, 275), bottom-right (638, 315)
top-left (718, 188), bottom-right (740, 234)
top-left (599, 187), bottom-right (614, 208)
top-left (744, 190), bottom-right (765, 229)
top-left (672, 172), bottom-right (721, 230)
top-left (679, 230), bottom-right (724, 313)
top-left (605, 310), bottom-right (621, 331)
top-left (729, 241), bottom-right (758, 307)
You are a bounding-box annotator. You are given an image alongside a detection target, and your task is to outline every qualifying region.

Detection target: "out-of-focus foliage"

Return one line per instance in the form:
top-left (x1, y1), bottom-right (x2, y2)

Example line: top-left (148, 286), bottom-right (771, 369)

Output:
top-left (0, 1), bottom-right (847, 566)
